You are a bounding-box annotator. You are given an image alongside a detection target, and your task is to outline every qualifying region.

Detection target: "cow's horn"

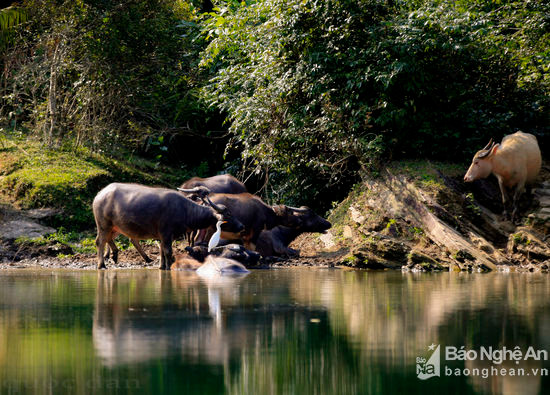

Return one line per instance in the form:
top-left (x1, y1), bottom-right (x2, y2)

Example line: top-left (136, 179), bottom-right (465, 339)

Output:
top-left (287, 205), bottom-right (309, 213)
top-left (205, 196), bottom-right (225, 213)
top-left (177, 186), bottom-right (211, 197)
top-left (481, 138), bottom-right (493, 151)
top-left (477, 141), bottom-right (497, 159)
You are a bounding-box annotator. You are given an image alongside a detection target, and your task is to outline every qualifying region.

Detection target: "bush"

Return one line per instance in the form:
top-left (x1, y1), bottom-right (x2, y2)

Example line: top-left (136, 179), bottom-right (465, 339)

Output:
top-left (1, 0), bottom-right (218, 160)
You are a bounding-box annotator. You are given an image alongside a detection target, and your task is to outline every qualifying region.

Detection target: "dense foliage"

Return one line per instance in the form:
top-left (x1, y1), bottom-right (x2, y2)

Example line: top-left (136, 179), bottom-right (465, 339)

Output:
top-left (202, 0), bottom-right (549, 204)
top-left (2, 0), bottom-right (219, 164)
top-left (1, 0), bottom-right (548, 210)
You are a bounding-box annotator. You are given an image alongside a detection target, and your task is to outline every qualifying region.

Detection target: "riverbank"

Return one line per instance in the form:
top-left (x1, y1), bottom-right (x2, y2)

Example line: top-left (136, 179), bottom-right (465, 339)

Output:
top-left (0, 139), bottom-right (548, 271)
top-left (299, 160), bottom-right (550, 272)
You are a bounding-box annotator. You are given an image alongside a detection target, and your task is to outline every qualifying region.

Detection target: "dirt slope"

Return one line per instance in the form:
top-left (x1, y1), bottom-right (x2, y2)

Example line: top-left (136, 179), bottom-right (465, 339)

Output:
top-left (293, 161), bottom-right (550, 272)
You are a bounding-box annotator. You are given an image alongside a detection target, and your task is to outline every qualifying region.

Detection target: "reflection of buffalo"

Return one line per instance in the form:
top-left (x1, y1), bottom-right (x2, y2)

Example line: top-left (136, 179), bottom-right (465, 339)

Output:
top-left (92, 270), bottom-right (324, 367)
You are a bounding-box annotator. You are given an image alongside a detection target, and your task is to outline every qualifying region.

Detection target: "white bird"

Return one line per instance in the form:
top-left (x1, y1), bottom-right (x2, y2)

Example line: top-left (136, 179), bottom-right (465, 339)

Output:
top-left (208, 220), bottom-right (227, 252)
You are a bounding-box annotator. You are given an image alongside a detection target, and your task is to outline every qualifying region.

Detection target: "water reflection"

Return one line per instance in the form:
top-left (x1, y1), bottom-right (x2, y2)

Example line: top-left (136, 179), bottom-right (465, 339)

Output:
top-left (0, 269), bottom-right (549, 394)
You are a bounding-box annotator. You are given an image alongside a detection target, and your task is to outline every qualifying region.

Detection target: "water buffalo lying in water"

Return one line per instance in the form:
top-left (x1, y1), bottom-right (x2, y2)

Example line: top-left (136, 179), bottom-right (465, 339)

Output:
top-left (185, 243), bottom-right (261, 267)
top-left (92, 183), bottom-right (244, 270)
top-left (196, 256), bottom-right (250, 276)
top-left (171, 255), bottom-right (250, 275)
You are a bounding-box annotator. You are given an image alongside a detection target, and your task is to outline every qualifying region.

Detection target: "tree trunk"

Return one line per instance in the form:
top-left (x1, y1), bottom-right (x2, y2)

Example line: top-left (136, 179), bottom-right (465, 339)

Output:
top-left (46, 42), bottom-right (59, 147)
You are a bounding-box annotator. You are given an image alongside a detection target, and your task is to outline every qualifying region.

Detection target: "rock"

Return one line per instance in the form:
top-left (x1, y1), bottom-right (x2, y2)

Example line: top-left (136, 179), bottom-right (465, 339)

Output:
top-left (454, 249), bottom-right (476, 263)
top-left (0, 220), bottom-right (56, 240)
top-left (25, 208), bottom-right (62, 220)
top-left (319, 231), bottom-right (335, 249)
top-left (46, 243), bottom-right (73, 256)
top-left (534, 188), bottom-right (550, 197)
top-left (346, 234), bottom-right (410, 269)
top-left (365, 234), bottom-right (410, 263)
top-left (349, 205), bottom-right (366, 224)
top-left (343, 225), bottom-right (354, 239)
top-left (407, 250), bottom-right (438, 265)
top-left (343, 249), bottom-right (401, 269)
top-left (507, 228), bottom-right (550, 261)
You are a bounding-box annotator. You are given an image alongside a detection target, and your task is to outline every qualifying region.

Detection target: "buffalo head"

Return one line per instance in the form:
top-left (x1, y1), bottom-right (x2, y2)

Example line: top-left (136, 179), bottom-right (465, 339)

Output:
top-left (206, 197), bottom-right (245, 235)
top-left (272, 205), bottom-right (331, 232)
top-left (464, 139), bottom-right (499, 183)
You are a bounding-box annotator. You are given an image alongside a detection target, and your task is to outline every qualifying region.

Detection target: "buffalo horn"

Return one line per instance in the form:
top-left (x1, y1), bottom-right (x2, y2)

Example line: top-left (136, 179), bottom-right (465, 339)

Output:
top-left (477, 140), bottom-right (497, 159)
top-left (177, 186), bottom-right (211, 198)
top-left (287, 205), bottom-right (309, 213)
top-left (205, 196), bottom-right (225, 213)
top-left (481, 138), bottom-right (494, 151)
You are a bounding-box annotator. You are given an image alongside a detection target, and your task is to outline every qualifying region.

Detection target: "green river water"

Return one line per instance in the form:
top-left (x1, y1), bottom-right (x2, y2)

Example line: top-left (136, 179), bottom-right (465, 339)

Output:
top-left (0, 269), bottom-right (549, 394)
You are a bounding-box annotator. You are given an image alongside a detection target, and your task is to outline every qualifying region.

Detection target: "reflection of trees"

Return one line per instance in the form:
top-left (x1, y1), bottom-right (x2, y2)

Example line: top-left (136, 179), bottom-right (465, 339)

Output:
top-left (281, 271), bottom-right (550, 394)
top-left (1, 270), bottom-right (550, 394)
top-left (0, 272), bottom-right (97, 392)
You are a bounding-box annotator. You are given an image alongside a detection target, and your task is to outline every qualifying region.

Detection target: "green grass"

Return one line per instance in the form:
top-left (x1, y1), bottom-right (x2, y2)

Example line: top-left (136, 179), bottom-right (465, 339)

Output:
top-left (0, 136), bottom-right (192, 230)
top-left (389, 160), bottom-right (465, 192)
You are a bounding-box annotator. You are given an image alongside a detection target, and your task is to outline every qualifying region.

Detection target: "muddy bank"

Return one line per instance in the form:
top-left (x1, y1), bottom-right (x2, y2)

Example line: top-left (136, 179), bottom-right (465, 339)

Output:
top-left (0, 241), bottom-right (336, 270)
top-left (296, 161), bottom-right (550, 272)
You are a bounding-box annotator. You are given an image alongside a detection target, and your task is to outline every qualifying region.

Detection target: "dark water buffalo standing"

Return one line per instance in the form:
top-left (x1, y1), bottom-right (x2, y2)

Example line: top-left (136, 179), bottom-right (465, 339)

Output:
top-left (256, 212), bottom-right (331, 257)
top-left (180, 174), bottom-right (247, 195)
top-left (179, 174), bottom-right (248, 246)
top-left (92, 183), bottom-right (244, 270)
top-left (464, 131), bottom-right (542, 221)
top-left (207, 193), bottom-right (318, 251)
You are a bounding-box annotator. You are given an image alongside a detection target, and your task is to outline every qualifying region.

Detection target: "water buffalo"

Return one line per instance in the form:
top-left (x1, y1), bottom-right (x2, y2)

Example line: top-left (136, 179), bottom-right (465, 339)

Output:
top-left (92, 183), bottom-right (244, 270)
top-left (171, 255), bottom-right (249, 275)
top-left (184, 243), bottom-right (261, 266)
top-left (256, 210), bottom-right (331, 257)
top-left (206, 193), bottom-right (322, 251)
top-left (180, 174), bottom-right (247, 196)
top-left (178, 174), bottom-right (246, 246)
top-left (464, 131), bottom-right (542, 221)
top-left (196, 256), bottom-right (250, 276)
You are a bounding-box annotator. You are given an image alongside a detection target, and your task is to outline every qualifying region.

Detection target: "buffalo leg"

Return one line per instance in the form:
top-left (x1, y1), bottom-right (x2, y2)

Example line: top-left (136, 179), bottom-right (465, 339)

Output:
top-left (108, 240), bottom-right (119, 264)
top-left (186, 230), bottom-right (197, 247)
top-left (130, 238), bottom-right (153, 263)
top-left (272, 237), bottom-right (298, 256)
top-left (497, 178), bottom-right (510, 220)
top-left (511, 181), bottom-right (526, 223)
top-left (95, 231), bottom-right (109, 270)
top-left (159, 237), bottom-right (174, 270)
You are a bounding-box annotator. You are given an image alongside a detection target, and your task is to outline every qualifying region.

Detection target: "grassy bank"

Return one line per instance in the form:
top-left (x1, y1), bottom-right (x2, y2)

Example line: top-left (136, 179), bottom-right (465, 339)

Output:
top-left (0, 135), bottom-right (192, 230)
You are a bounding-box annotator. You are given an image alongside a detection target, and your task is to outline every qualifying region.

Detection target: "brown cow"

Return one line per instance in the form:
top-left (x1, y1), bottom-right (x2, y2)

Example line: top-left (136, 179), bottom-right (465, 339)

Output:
top-left (464, 131), bottom-right (542, 221)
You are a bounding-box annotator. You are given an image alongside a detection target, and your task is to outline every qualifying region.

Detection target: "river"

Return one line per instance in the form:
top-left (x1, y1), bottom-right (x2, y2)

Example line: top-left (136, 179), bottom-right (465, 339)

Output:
top-left (0, 269), bottom-right (549, 394)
